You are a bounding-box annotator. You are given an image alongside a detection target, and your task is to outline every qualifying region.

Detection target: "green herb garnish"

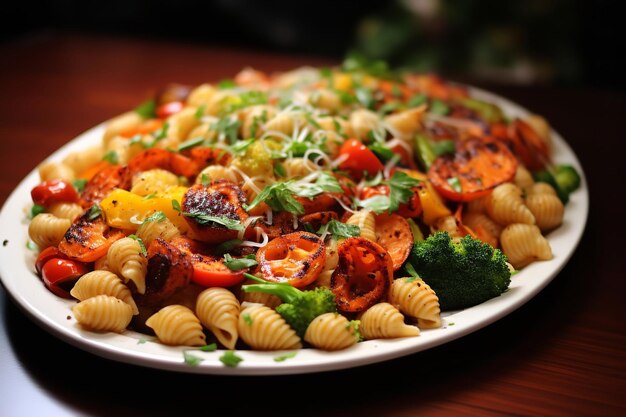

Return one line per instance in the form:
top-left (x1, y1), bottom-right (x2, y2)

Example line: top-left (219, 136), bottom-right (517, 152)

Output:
top-left (102, 150), bottom-right (119, 164)
top-left (317, 219), bottom-right (360, 239)
top-left (87, 204), bottom-right (102, 220)
top-left (219, 350), bottom-right (243, 367)
top-left (134, 99), bottom-right (156, 119)
top-left (127, 234), bottom-right (147, 256)
top-left (223, 253), bottom-right (258, 271)
top-left (274, 351), bottom-right (298, 362)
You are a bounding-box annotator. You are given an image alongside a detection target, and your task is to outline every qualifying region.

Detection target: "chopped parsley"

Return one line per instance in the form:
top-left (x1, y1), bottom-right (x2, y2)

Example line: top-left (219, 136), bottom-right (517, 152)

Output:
top-left (356, 171), bottom-right (421, 214)
top-left (143, 211), bottom-right (166, 223)
top-left (223, 253), bottom-right (258, 271)
top-left (447, 176), bottom-right (462, 193)
top-left (183, 213), bottom-right (244, 231)
top-left (242, 312), bottom-right (253, 326)
top-left (317, 219), bottom-right (360, 239)
top-left (87, 204), bottom-right (102, 220)
top-left (72, 178), bottom-right (88, 193)
top-left (127, 234), bottom-right (147, 256)
top-left (102, 150), bottom-right (119, 164)
top-left (177, 137), bottom-right (205, 152)
top-left (219, 350), bottom-right (243, 367)
top-left (134, 99), bottom-right (156, 119)
top-left (30, 204), bottom-right (45, 218)
top-left (274, 351), bottom-right (298, 362)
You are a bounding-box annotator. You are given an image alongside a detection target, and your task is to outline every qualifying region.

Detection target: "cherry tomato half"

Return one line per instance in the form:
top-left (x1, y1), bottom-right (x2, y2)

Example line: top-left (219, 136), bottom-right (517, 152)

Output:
top-left (41, 258), bottom-right (89, 298)
top-left (191, 261), bottom-right (245, 288)
top-left (155, 101), bottom-right (184, 119)
top-left (338, 139), bottom-right (384, 180)
top-left (35, 246), bottom-right (64, 275)
top-left (31, 179), bottom-right (79, 208)
top-left (257, 232), bottom-right (326, 288)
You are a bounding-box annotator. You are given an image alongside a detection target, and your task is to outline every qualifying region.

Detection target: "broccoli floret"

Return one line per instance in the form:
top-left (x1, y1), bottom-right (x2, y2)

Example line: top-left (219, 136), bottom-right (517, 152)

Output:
top-left (532, 163), bottom-right (581, 204)
top-left (241, 281), bottom-right (337, 337)
top-left (407, 232), bottom-right (511, 311)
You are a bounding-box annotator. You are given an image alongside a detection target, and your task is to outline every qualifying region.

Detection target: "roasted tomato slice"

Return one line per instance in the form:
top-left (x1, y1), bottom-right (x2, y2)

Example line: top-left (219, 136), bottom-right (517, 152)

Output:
top-left (31, 179), bottom-right (80, 207)
top-left (338, 138), bottom-right (384, 180)
top-left (182, 181), bottom-right (248, 244)
top-left (41, 258), bottom-right (89, 298)
top-left (155, 101), bottom-right (184, 119)
top-left (331, 237), bottom-right (394, 312)
top-left (170, 236), bottom-right (246, 288)
top-left (257, 231), bottom-right (325, 288)
top-left (191, 257), bottom-right (245, 287)
top-left (428, 138), bottom-right (517, 202)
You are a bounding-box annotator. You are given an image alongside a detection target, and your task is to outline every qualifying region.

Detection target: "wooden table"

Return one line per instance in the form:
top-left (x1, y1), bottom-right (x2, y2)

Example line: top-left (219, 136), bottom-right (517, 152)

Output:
top-left (1, 33), bottom-right (624, 417)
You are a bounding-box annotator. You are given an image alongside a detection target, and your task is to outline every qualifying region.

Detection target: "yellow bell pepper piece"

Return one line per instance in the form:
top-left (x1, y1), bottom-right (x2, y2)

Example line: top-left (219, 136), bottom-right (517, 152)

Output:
top-left (333, 73), bottom-right (353, 92)
top-left (418, 182), bottom-right (452, 226)
top-left (100, 187), bottom-right (191, 233)
top-left (395, 168), bottom-right (451, 225)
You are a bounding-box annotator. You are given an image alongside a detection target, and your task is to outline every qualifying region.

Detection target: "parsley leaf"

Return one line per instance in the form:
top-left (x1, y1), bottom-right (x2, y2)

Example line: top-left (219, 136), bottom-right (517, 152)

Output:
top-left (211, 117), bottom-right (241, 144)
top-left (387, 171), bottom-right (421, 213)
top-left (177, 137), bottom-right (205, 152)
top-left (30, 204), bottom-right (45, 219)
top-left (87, 204), bottom-right (102, 220)
top-left (429, 99), bottom-right (450, 116)
top-left (356, 171), bottom-right (421, 214)
top-left (72, 178), bottom-right (88, 193)
top-left (223, 253), bottom-right (258, 271)
top-left (143, 211), bottom-right (166, 223)
top-left (183, 351), bottom-right (203, 367)
top-left (183, 213), bottom-right (244, 231)
top-left (293, 171), bottom-right (343, 198)
top-left (245, 182), bottom-right (304, 215)
top-left (102, 150), bottom-right (119, 164)
top-left (447, 176), bottom-right (462, 193)
top-left (128, 234), bottom-right (147, 256)
top-left (134, 99), bottom-right (156, 119)
top-left (317, 219), bottom-right (360, 239)
top-left (274, 351), bottom-right (298, 362)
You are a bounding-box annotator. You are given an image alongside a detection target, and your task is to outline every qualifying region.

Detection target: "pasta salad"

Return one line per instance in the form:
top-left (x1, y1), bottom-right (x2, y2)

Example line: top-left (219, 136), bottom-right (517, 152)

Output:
top-left (26, 61), bottom-right (580, 362)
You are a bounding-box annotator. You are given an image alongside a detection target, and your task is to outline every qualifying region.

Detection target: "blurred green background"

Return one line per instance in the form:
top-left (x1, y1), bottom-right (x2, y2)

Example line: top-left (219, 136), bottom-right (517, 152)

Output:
top-left (3, 0), bottom-right (623, 91)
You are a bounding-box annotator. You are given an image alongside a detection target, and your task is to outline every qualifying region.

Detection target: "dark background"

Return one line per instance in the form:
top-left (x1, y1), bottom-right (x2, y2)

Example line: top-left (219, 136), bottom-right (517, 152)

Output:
top-left (2, 0), bottom-right (624, 92)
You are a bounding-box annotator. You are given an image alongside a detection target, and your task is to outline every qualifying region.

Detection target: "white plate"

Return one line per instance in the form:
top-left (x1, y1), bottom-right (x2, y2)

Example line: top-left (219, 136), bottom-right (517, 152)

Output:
top-left (0, 87), bottom-right (588, 375)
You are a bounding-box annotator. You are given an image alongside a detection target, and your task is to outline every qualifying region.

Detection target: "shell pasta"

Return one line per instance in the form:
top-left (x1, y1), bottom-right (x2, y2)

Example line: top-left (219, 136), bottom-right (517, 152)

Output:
top-left (24, 61), bottom-right (581, 362)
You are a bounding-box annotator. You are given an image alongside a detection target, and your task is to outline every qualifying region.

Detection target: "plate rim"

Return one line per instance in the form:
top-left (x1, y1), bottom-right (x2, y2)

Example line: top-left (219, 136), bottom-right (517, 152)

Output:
top-left (0, 85), bottom-right (589, 375)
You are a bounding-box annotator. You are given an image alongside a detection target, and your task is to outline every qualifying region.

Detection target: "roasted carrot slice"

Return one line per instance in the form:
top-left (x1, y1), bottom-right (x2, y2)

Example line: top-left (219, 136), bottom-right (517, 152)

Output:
top-left (58, 210), bottom-right (125, 263)
top-left (428, 138), bottom-right (517, 202)
top-left (331, 237), bottom-right (393, 312)
top-left (374, 213), bottom-right (413, 271)
top-left (257, 231), bottom-right (326, 288)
